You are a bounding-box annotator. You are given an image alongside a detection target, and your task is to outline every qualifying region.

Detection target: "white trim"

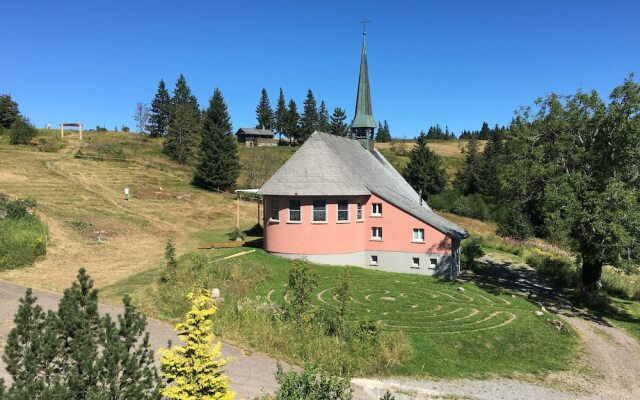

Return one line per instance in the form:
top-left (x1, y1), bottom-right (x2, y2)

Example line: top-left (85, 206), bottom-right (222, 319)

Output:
top-left (312, 200), bottom-right (327, 223)
top-left (412, 228), bottom-right (425, 243)
top-left (337, 199), bottom-right (350, 223)
top-left (370, 255), bottom-right (378, 266)
top-left (371, 226), bottom-right (383, 240)
top-left (371, 202), bottom-right (382, 217)
top-left (356, 201), bottom-right (364, 222)
top-left (288, 199), bottom-right (301, 223)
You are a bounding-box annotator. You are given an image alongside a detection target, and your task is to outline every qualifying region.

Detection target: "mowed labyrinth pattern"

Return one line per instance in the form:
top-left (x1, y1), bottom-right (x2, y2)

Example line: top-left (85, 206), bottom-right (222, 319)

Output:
top-left (266, 276), bottom-right (519, 334)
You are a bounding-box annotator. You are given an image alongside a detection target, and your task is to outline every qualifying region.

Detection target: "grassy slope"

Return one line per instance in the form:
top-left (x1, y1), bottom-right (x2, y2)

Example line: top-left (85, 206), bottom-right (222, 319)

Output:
top-left (102, 248), bottom-right (576, 378)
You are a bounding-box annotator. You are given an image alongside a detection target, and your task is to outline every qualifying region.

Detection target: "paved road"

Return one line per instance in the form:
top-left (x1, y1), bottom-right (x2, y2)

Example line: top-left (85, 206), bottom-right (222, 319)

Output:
top-left (0, 280), bottom-right (283, 399)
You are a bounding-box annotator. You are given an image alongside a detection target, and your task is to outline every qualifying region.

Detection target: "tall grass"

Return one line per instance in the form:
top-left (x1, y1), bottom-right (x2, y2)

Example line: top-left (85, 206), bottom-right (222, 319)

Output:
top-left (0, 216), bottom-right (48, 270)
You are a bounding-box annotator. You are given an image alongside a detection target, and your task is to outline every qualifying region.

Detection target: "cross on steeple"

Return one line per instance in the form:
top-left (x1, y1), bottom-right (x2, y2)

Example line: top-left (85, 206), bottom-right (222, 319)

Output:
top-left (359, 17), bottom-right (371, 35)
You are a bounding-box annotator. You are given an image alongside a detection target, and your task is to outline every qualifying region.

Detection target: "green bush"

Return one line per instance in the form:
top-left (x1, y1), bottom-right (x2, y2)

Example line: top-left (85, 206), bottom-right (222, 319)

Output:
top-left (452, 193), bottom-right (491, 220)
top-left (496, 208), bottom-right (534, 240)
top-left (429, 189), bottom-right (491, 221)
top-left (526, 254), bottom-right (579, 288)
top-left (461, 237), bottom-right (485, 268)
top-left (0, 197), bottom-right (36, 218)
top-left (9, 117), bottom-right (37, 144)
top-left (0, 216), bottom-right (48, 270)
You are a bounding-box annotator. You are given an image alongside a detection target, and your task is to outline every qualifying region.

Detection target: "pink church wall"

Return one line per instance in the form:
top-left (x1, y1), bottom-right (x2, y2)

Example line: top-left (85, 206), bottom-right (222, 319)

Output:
top-left (364, 194), bottom-right (451, 254)
top-left (263, 194), bottom-right (452, 256)
top-left (263, 195), bottom-right (367, 254)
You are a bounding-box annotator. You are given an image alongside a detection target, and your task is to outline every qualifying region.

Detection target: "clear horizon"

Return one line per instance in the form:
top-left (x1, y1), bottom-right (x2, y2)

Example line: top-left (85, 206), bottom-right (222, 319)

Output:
top-left (1, 0), bottom-right (638, 137)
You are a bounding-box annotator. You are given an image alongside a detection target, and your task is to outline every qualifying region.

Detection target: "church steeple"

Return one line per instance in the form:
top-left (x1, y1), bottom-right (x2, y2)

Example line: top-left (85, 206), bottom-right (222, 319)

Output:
top-left (350, 31), bottom-right (376, 141)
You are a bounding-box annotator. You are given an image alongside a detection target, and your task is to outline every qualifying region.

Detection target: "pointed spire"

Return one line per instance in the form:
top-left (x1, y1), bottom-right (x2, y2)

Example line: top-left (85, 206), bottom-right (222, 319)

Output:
top-left (350, 32), bottom-right (376, 139)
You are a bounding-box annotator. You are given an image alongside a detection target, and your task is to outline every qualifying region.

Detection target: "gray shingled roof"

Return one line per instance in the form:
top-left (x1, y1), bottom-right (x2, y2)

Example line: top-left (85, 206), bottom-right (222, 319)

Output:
top-left (236, 128), bottom-right (274, 137)
top-left (258, 132), bottom-right (468, 240)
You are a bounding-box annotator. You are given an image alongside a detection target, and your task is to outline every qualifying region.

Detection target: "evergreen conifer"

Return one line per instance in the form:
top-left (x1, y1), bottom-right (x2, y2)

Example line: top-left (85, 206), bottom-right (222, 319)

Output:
top-left (403, 132), bottom-right (448, 199)
top-left (193, 88), bottom-right (240, 191)
top-left (329, 107), bottom-right (348, 136)
top-left (159, 289), bottom-right (234, 400)
top-left (285, 99), bottom-right (300, 144)
top-left (317, 100), bottom-right (330, 133)
top-left (164, 74), bottom-right (200, 164)
top-left (255, 88), bottom-right (274, 129)
top-left (299, 89), bottom-right (318, 143)
top-left (147, 79), bottom-right (171, 137)
top-left (454, 135), bottom-right (482, 195)
top-left (274, 88), bottom-right (287, 142)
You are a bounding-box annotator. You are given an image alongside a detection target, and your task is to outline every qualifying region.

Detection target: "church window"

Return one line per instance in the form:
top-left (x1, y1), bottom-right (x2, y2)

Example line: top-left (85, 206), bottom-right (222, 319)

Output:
top-left (270, 199), bottom-right (279, 222)
top-left (372, 203), bottom-right (382, 216)
top-left (313, 200), bottom-right (327, 222)
top-left (337, 200), bottom-right (349, 222)
top-left (288, 199), bottom-right (301, 222)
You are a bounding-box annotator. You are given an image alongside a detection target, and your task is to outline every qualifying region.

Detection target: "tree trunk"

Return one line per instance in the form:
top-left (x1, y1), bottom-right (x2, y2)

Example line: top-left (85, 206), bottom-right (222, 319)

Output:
top-left (581, 257), bottom-right (603, 290)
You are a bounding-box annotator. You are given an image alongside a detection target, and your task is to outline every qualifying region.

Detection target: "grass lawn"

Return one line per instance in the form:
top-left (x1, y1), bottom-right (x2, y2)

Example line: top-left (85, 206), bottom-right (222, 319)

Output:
top-left (603, 298), bottom-right (640, 343)
top-left (103, 247), bottom-right (577, 379)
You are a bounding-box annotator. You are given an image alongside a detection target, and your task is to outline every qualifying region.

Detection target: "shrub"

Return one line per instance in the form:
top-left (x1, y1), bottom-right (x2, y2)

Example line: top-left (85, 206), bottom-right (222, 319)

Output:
top-left (496, 207), bottom-right (534, 240)
top-left (526, 253), bottom-right (579, 288)
top-left (0, 198), bottom-right (47, 270)
top-left (9, 117), bottom-right (37, 144)
top-left (461, 237), bottom-right (485, 268)
top-left (285, 259), bottom-right (319, 322)
top-left (452, 193), bottom-right (491, 220)
top-left (261, 363), bottom-right (353, 400)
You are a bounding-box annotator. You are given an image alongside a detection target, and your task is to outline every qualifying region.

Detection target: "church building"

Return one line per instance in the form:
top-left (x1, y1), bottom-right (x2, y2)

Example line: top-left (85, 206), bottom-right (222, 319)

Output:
top-left (258, 32), bottom-right (468, 277)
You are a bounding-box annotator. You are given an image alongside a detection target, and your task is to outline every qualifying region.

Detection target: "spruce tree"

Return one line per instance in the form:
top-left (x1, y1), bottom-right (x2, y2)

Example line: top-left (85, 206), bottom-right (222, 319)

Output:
top-left (479, 126), bottom-right (503, 197)
top-left (0, 94), bottom-right (20, 129)
top-left (299, 89), bottom-right (318, 143)
top-left (375, 120), bottom-right (391, 142)
top-left (1, 269), bottom-right (161, 399)
top-left (317, 100), bottom-right (330, 133)
top-left (164, 74), bottom-right (200, 164)
top-left (147, 79), bottom-right (171, 138)
top-left (255, 88), bottom-right (274, 130)
top-left (274, 88), bottom-right (287, 142)
top-left (329, 107), bottom-right (348, 136)
top-left (159, 290), bottom-right (234, 400)
top-left (454, 134), bottom-right (482, 195)
top-left (403, 132), bottom-right (448, 199)
top-left (193, 88), bottom-right (240, 191)
top-left (285, 99), bottom-right (300, 144)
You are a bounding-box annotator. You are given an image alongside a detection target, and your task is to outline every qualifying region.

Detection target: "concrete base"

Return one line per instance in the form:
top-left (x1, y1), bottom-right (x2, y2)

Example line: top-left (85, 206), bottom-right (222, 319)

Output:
top-left (270, 250), bottom-right (457, 278)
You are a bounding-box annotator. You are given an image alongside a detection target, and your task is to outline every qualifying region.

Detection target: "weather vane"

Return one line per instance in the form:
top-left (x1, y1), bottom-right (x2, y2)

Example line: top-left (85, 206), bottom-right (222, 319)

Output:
top-left (359, 17), bottom-right (371, 35)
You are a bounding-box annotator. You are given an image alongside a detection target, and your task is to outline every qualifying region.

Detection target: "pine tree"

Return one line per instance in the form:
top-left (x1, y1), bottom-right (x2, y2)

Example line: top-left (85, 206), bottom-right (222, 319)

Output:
top-left (255, 88), bottom-right (274, 130)
top-left (164, 74), bottom-right (200, 164)
top-left (479, 126), bottom-right (503, 197)
top-left (403, 132), bottom-right (448, 199)
top-left (299, 89), bottom-right (318, 143)
top-left (317, 100), bottom-right (330, 133)
top-left (274, 88), bottom-right (287, 142)
top-left (375, 120), bottom-right (392, 142)
top-left (0, 94), bottom-right (20, 129)
top-left (165, 239), bottom-right (177, 270)
top-left (285, 99), bottom-right (300, 144)
top-left (329, 107), bottom-right (348, 136)
top-left (147, 79), bottom-right (171, 137)
top-left (1, 269), bottom-right (161, 399)
top-left (479, 121), bottom-right (491, 140)
top-left (193, 88), bottom-right (240, 191)
top-left (454, 134), bottom-right (482, 195)
top-left (159, 289), bottom-right (234, 400)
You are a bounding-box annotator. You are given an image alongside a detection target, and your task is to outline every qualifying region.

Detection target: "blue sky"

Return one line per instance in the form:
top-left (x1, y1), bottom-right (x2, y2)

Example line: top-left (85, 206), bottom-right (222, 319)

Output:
top-left (1, 0), bottom-right (638, 137)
